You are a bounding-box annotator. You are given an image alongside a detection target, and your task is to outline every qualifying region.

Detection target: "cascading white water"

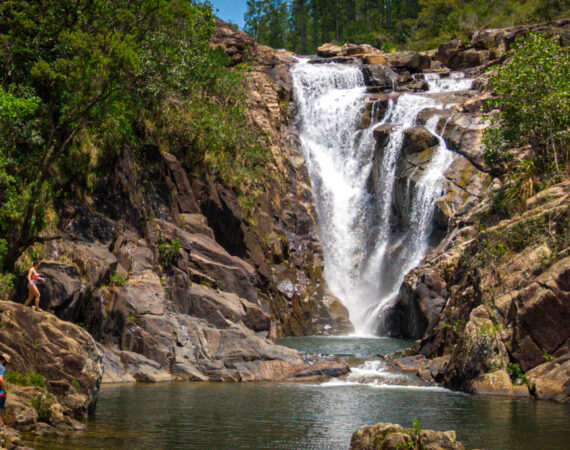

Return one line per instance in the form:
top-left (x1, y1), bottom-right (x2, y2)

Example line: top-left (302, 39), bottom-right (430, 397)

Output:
top-left (291, 60), bottom-right (470, 335)
top-left (291, 61), bottom-right (377, 334)
top-left (356, 94), bottom-right (444, 333)
top-left (424, 72), bottom-right (473, 92)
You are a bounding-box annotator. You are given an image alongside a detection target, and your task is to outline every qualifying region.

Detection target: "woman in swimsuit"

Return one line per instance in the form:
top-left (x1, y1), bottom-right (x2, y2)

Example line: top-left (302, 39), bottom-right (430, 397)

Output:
top-left (24, 260), bottom-right (45, 311)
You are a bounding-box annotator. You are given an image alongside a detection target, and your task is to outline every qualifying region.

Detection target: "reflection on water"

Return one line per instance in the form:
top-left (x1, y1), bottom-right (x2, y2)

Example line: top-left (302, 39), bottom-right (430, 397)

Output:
top-left (24, 337), bottom-right (570, 449)
top-left (27, 382), bottom-right (570, 449)
top-left (274, 335), bottom-right (412, 358)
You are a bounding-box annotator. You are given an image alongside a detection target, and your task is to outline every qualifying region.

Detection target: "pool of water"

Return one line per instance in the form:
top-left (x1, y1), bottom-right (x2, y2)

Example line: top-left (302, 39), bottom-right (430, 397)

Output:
top-left (274, 335), bottom-right (412, 358)
top-left (24, 337), bottom-right (570, 449)
top-left (26, 382), bottom-right (570, 449)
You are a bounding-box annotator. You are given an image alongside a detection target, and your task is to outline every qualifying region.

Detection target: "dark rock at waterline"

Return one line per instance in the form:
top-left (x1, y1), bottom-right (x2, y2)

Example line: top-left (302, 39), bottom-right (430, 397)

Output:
top-left (383, 270), bottom-right (447, 340)
top-left (362, 64), bottom-right (398, 89)
top-left (350, 422), bottom-right (464, 449)
top-left (526, 355), bottom-right (570, 403)
top-left (286, 361), bottom-right (350, 381)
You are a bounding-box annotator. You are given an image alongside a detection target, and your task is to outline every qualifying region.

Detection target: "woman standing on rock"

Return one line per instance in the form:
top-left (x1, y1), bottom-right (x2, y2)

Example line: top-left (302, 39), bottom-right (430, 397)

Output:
top-left (24, 261), bottom-right (45, 311)
top-left (0, 353), bottom-right (9, 427)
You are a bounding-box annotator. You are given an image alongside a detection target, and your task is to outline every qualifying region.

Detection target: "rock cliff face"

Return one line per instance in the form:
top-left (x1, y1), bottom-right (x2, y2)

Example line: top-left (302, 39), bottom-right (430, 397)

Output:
top-left (400, 182), bottom-right (570, 402)
top-left (7, 20), bottom-right (350, 388)
top-left (207, 19), bottom-right (353, 337)
top-left (390, 22), bottom-right (570, 402)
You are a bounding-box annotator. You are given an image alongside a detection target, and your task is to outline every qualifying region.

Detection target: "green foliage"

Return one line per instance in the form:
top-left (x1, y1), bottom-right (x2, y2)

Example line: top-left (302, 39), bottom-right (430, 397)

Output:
top-left (412, 417), bottom-right (421, 434)
top-left (109, 270), bottom-right (127, 286)
top-left (199, 279), bottom-right (213, 288)
top-left (507, 362), bottom-right (528, 384)
top-left (244, 1), bottom-right (569, 53)
top-left (542, 348), bottom-right (555, 362)
top-left (0, 0), bottom-right (259, 271)
top-left (484, 33), bottom-right (570, 178)
top-left (453, 204), bottom-right (568, 303)
top-left (4, 371), bottom-right (46, 388)
top-left (158, 237), bottom-right (181, 268)
top-left (0, 0), bottom-right (270, 271)
top-left (70, 379), bottom-right (80, 388)
top-left (479, 319), bottom-right (500, 338)
top-left (396, 417), bottom-right (422, 449)
top-left (0, 272), bottom-right (14, 300)
top-left (443, 319), bottom-right (465, 333)
top-left (0, 87), bottom-right (44, 270)
top-left (30, 392), bottom-right (53, 422)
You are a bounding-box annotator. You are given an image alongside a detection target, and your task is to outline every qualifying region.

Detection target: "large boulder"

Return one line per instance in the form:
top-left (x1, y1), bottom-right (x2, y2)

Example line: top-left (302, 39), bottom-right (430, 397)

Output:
top-left (440, 113), bottom-right (490, 171)
top-left (350, 422), bottom-right (464, 450)
top-left (0, 301), bottom-right (103, 418)
top-left (148, 218), bottom-right (258, 302)
top-left (470, 370), bottom-right (530, 397)
top-left (386, 51), bottom-right (431, 72)
top-left (317, 43), bottom-right (343, 57)
top-left (384, 269), bottom-right (447, 339)
top-left (526, 356), bottom-right (570, 402)
top-left (511, 257), bottom-right (570, 372)
top-left (183, 283), bottom-right (271, 332)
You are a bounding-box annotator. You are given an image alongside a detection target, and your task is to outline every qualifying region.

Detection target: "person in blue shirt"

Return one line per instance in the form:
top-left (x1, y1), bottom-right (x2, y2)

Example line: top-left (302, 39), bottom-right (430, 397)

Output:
top-left (0, 353), bottom-right (8, 427)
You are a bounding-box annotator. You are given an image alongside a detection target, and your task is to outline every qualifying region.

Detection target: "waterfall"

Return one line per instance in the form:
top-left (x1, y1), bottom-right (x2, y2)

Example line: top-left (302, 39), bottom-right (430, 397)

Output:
top-left (291, 60), bottom-right (470, 335)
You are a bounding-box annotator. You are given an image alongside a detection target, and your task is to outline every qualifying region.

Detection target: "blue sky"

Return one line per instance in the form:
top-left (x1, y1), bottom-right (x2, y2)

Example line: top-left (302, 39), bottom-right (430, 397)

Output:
top-left (210, 1), bottom-right (248, 29)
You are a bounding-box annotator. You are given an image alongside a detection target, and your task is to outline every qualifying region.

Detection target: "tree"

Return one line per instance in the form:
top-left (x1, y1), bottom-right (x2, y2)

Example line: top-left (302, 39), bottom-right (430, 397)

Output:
top-left (245, 0), bottom-right (288, 48)
top-left (484, 33), bottom-right (569, 183)
top-left (289, 0), bottom-right (311, 53)
top-left (0, 0), bottom-right (216, 271)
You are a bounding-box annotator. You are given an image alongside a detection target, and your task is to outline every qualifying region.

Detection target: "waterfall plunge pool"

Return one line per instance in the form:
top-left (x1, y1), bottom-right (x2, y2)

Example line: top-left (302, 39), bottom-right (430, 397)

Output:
top-left (25, 337), bottom-right (570, 449)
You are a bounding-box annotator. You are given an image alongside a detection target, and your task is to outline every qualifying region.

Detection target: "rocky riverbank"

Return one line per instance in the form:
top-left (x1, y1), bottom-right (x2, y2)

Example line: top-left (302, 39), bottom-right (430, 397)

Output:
top-left (1, 19), bottom-right (353, 443)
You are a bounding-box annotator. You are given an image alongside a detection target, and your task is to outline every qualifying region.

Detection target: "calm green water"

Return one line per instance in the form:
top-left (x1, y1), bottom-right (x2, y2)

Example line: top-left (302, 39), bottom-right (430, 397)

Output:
top-left (26, 382), bottom-right (570, 449)
top-left (274, 335), bottom-right (412, 358)
top-left (25, 337), bottom-right (570, 449)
